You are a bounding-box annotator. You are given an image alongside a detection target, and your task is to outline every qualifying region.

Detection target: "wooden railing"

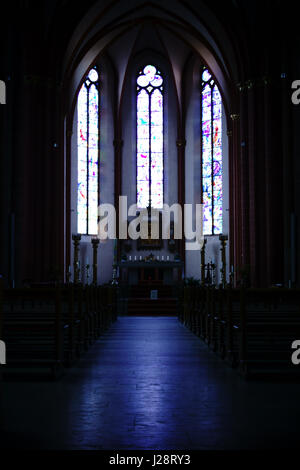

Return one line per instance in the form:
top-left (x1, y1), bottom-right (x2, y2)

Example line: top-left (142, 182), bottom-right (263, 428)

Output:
top-left (180, 286), bottom-right (300, 377)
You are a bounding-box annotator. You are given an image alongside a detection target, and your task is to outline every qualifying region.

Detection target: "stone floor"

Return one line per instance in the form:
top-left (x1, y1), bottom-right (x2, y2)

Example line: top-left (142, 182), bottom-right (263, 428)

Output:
top-left (1, 316), bottom-right (300, 450)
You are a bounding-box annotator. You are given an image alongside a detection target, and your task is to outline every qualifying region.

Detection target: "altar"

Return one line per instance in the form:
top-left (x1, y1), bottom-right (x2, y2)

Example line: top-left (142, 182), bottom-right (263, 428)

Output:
top-left (118, 260), bottom-right (183, 285)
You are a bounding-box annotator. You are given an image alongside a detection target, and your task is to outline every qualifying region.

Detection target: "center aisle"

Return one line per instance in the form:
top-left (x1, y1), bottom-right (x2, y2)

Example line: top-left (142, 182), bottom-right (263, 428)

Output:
top-left (1, 316), bottom-right (300, 449)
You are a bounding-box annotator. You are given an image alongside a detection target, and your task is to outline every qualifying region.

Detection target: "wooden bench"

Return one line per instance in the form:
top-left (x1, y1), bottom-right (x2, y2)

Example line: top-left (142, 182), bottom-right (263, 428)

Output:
top-left (0, 284), bottom-right (118, 379)
top-left (238, 288), bottom-right (300, 377)
top-left (180, 285), bottom-right (300, 378)
top-left (2, 287), bottom-right (69, 378)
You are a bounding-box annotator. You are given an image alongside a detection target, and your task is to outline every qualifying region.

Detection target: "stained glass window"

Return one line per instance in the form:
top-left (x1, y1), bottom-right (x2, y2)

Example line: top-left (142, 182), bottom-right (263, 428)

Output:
top-left (201, 67), bottom-right (222, 235)
top-left (137, 65), bottom-right (163, 209)
top-left (77, 67), bottom-right (99, 235)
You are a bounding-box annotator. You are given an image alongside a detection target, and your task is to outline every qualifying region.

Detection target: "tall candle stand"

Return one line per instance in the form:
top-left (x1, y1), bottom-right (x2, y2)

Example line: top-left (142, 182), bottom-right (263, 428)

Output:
top-left (205, 261), bottom-right (216, 286)
top-left (111, 239), bottom-right (119, 285)
top-left (91, 238), bottom-right (99, 286)
top-left (72, 234), bottom-right (81, 284)
top-left (219, 234), bottom-right (228, 288)
top-left (200, 238), bottom-right (207, 285)
top-left (111, 266), bottom-right (119, 286)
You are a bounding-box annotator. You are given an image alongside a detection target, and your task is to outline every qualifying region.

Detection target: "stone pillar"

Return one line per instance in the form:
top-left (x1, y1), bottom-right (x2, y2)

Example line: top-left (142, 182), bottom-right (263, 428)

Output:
top-left (113, 138), bottom-right (123, 261)
top-left (177, 138), bottom-right (186, 271)
top-left (230, 112), bottom-right (242, 285)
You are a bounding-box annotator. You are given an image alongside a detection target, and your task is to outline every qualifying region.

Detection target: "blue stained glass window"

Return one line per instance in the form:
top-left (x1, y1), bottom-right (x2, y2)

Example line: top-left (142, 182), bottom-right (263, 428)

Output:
top-left (137, 65), bottom-right (163, 209)
top-left (77, 67), bottom-right (99, 235)
top-left (201, 67), bottom-right (223, 235)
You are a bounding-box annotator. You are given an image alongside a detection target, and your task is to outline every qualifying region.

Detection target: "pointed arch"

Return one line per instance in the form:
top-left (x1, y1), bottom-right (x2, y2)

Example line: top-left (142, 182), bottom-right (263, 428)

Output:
top-left (201, 65), bottom-right (223, 235)
top-left (136, 64), bottom-right (164, 209)
top-left (77, 66), bottom-right (100, 235)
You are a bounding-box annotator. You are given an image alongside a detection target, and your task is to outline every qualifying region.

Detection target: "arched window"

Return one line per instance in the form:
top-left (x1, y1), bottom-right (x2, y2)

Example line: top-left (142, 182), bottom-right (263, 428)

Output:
top-left (136, 65), bottom-right (164, 209)
top-left (201, 67), bottom-right (222, 235)
top-left (77, 67), bottom-right (99, 235)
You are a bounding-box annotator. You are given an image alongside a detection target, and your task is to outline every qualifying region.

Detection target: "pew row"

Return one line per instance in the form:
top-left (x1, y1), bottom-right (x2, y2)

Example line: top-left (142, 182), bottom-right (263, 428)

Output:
top-left (181, 286), bottom-right (300, 378)
top-left (0, 284), bottom-right (118, 379)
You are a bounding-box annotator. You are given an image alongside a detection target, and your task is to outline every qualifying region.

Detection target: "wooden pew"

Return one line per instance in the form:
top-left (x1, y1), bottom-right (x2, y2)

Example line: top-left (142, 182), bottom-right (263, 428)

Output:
top-left (180, 285), bottom-right (300, 378)
top-left (223, 288), bottom-right (242, 367)
top-left (2, 287), bottom-right (68, 378)
top-left (212, 288), bottom-right (226, 358)
top-left (238, 288), bottom-right (300, 377)
top-left (1, 284), bottom-right (118, 379)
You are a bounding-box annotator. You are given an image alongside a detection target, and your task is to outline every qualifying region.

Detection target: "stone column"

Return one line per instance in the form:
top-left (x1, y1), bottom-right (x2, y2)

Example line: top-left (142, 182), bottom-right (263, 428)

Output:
top-left (177, 138), bottom-right (186, 272)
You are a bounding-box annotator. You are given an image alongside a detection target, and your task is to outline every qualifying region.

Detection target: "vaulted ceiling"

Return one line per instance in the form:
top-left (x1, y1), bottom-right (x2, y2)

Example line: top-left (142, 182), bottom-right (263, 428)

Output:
top-left (63, 0), bottom-right (245, 119)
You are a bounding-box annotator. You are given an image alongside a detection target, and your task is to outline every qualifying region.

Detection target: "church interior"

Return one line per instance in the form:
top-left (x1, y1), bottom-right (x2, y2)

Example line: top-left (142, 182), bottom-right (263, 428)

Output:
top-left (1, 0), bottom-right (300, 452)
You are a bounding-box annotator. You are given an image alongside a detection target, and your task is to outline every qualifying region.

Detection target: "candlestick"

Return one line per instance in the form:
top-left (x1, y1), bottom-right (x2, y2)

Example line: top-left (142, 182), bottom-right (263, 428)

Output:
top-left (219, 234), bottom-right (228, 288)
top-left (201, 238), bottom-right (207, 285)
top-left (72, 234), bottom-right (81, 284)
top-left (78, 260), bottom-right (81, 282)
top-left (91, 238), bottom-right (99, 285)
top-left (111, 266), bottom-right (118, 285)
